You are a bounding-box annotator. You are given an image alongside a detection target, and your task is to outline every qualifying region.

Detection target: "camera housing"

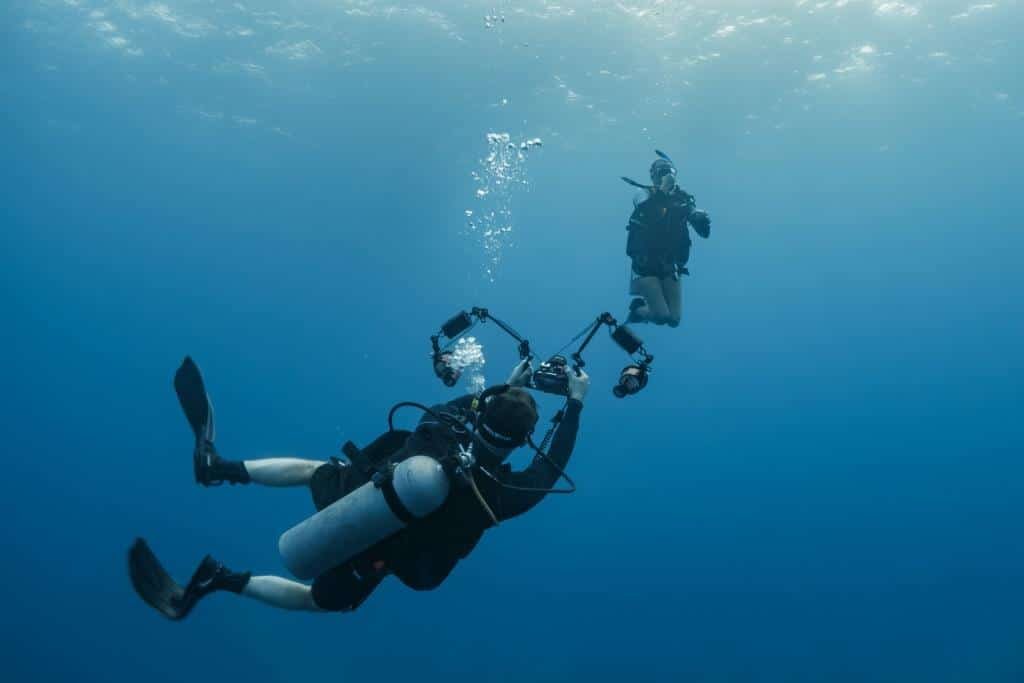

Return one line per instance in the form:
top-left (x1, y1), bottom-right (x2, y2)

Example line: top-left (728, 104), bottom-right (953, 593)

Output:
top-left (530, 355), bottom-right (571, 396)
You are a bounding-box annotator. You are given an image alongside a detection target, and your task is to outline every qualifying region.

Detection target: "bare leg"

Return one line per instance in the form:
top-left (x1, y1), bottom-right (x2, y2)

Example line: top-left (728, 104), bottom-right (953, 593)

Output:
top-left (242, 576), bottom-right (324, 612)
top-left (630, 276), bottom-right (671, 324)
top-left (243, 458), bottom-right (324, 487)
top-left (661, 275), bottom-right (683, 327)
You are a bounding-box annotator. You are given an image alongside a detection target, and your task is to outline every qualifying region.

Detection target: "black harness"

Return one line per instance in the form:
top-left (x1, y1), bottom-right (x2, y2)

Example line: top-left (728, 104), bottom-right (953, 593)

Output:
top-left (626, 187), bottom-right (696, 278)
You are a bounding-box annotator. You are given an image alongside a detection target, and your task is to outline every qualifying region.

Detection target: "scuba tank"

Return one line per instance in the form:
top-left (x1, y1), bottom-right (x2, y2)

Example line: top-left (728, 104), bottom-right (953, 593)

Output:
top-left (278, 454), bottom-right (451, 580)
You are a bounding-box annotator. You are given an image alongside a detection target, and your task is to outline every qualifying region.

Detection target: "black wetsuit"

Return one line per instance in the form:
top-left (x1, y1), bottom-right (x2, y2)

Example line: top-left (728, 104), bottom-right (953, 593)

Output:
top-left (626, 187), bottom-right (710, 278)
top-left (308, 395), bottom-right (583, 611)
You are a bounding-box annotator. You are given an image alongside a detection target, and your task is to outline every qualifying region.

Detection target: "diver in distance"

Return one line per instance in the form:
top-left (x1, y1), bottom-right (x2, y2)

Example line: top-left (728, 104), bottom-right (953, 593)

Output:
top-left (622, 150), bottom-right (712, 327)
top-left (128, 356), bottom-right (588, 618)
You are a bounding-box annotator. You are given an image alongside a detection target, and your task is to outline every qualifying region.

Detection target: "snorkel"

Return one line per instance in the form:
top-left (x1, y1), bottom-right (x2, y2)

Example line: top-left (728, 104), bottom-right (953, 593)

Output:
top-left (621, 149), bottom-right (677, 193)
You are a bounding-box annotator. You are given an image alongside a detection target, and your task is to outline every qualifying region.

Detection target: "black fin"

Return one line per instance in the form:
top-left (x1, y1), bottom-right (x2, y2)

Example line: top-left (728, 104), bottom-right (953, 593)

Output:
top-left (174, 356), bottom-right (215, 444)
top-left (655, 149), bottom-right (675, 165)
top-left (128, 538), bottom-right (189, 620)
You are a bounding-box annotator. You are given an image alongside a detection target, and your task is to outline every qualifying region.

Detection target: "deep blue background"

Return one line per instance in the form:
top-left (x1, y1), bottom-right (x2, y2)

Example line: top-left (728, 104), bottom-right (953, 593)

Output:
top-left (3, 2), bottom-right (1023, 681)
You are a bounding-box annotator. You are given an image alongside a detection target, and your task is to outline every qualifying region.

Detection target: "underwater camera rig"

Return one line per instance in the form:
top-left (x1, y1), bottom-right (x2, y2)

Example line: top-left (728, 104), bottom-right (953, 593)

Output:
top-left (429, 307), bottom-right (654, 399)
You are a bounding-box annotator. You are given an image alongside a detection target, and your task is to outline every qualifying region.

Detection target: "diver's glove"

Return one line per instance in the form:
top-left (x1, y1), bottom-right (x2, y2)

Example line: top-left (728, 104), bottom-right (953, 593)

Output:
top-left (690, 210), bottom-right (711, 235)
top-left (506, 358), bottom-right (534, 388)
top-left (567, 368), bottom-right (590, 403)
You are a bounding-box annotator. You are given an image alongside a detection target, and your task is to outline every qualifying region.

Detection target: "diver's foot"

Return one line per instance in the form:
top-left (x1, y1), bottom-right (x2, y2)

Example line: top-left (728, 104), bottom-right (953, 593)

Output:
top-left (626, 298), bottom-right (648, 324)
top-left (184, 556), bottom-right (223, 602)
top-left (186, 556), bottom-right (251, 598)
top-left (193, 439), bottom-right (220, 486)
top-left (194, 441), bottom-right (250, 486)
top-left (172, 556), bottom-right (251, 618)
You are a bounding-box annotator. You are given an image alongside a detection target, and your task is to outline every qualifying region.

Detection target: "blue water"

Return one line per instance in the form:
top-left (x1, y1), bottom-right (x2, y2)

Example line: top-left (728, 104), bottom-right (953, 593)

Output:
top-left (4, 2), bottom-right (1023, 681)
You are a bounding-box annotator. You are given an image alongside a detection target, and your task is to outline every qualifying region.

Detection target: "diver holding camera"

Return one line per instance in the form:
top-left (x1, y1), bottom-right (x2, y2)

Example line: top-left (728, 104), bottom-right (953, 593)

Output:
top-left (127, 355), bottom-right (589, 618)
top-left (128, 305), bottom-right (653, 619)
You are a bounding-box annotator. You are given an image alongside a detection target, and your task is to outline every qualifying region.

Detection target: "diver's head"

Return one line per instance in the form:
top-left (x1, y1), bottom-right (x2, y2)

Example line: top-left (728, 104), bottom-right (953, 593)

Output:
top-left (475, 386), bottom-right (539, 459)
top-left (650, 158), bottom-right (677, 193)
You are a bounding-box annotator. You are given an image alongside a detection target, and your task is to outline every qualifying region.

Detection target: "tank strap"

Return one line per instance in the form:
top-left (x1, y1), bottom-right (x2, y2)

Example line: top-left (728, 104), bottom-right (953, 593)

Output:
top-left (377, 473), bottom-right (416, 524)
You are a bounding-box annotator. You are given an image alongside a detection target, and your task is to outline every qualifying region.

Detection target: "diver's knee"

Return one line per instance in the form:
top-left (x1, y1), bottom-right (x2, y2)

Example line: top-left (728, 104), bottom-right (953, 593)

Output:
top-left (311, 584), bottom-right (356, 612)
top-left (398, 573), bottom-right (444, 592)
top-left (393, 561), bottom-right (450, 591)
top-left (396, 577), bottom-right (442, 593)
top-left (666, 317), bottom-right (680, 328)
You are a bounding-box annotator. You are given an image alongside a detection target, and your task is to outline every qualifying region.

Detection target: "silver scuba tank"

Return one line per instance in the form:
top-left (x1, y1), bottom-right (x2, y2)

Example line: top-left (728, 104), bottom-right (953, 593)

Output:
top-left (278, 455), bottom-right (450, 580)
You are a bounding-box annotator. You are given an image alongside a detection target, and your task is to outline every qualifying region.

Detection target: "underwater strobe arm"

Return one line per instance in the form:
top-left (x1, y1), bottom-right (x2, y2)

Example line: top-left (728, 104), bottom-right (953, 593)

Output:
top-left (430, 308), bottom-right (533, 386)
top-left (588, 313), bottom-right (655, 399)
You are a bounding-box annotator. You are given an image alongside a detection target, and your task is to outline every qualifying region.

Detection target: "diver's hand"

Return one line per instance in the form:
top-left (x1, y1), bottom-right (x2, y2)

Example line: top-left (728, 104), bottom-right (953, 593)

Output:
top-left (506, 358), bottom-right (533, 388)
top-left (567, 368), bottom-right (590, 402)
top-left (690, 209), bottom-right (711, 230)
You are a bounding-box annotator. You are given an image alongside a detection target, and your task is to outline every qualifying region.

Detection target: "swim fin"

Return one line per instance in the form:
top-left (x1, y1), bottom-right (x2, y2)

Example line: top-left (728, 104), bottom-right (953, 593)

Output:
top-left (174, 356), bottom-right (215, 446)
top-left (128, 538), bottom-right (198, 620)
top-left (128, 538), bottom-right (248, 620)
top-left (175, 357), bottom-right (244, 485)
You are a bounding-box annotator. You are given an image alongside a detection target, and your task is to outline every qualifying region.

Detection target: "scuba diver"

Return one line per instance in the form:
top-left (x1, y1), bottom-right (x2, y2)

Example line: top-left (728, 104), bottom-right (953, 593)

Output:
top-left (128, 356), bottom-right (588, 618)
top-left (622, 150), bottom-right (712, 327)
